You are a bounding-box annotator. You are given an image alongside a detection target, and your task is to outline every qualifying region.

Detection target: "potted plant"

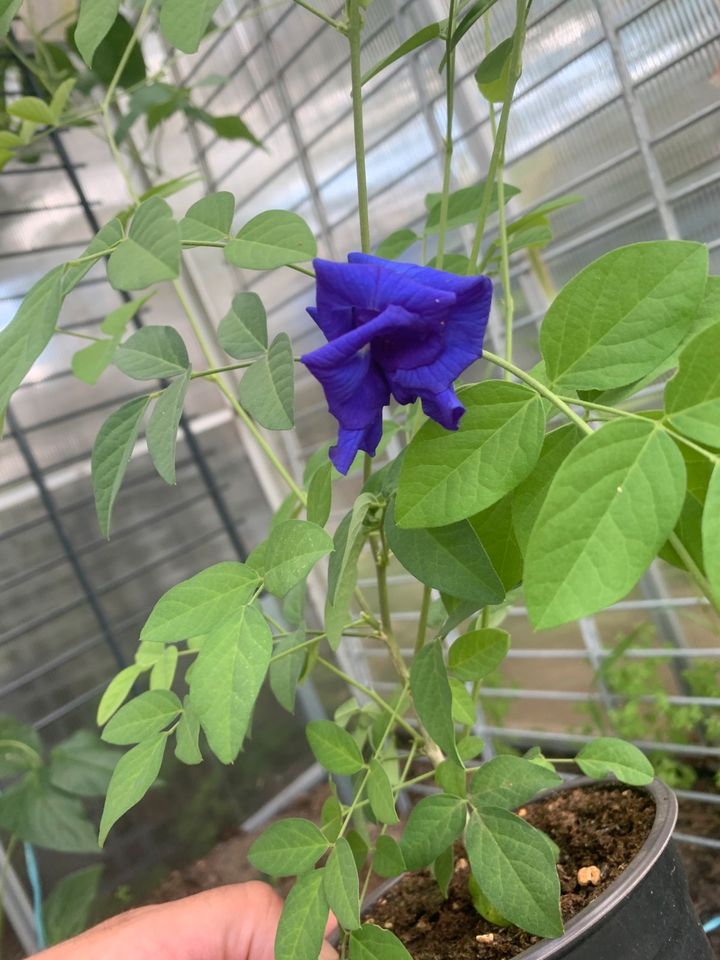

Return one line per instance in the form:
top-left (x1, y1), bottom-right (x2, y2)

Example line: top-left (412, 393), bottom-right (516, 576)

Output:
top-left (0, 0), bottom-right (716, 958)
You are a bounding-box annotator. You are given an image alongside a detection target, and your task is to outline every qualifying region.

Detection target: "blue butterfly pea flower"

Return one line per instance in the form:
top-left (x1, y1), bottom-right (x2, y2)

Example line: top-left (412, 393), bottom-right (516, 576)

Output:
top-left (301, 253), bottom-right (493, 474)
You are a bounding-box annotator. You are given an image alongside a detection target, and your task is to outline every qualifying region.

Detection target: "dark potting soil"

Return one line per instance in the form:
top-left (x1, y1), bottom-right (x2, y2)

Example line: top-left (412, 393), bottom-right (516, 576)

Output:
top-left (367, 785), bottom-right (655, 960)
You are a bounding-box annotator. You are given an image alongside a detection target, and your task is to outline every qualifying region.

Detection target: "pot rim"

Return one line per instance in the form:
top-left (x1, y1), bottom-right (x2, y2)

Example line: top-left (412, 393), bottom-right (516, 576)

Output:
top-left (358, 776), bottom-right (678, 959)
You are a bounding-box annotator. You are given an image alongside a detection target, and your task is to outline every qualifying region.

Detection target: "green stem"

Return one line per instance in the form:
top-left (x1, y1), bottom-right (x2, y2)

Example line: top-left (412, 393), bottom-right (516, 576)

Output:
top-left (287, 263), bottom-right (316, 279)
top-left (293, 0), bottom-right (347, 31)
top-left (0, 740), bottom-right (42, 768)
top-left (270, 635), bottom-right (324, 663)
top-left (100, 0), bottom-right (154, 202)
top-left (190, 361), bottom-right (256, 379)
top-left (467, 0), bottom-right (527, 273)
top-left (339, 681), bottom-right (410, 835)
top-left (171, 277), bottom-right (307, 503)
top-left (347, 0), bottom-right (371, 254)
top-left (0, 835), bottom-right (18, 960)
top-left (482, 349), bottom-right (591, 434)
top-left (486, 14), bottom-right (514, 376)
top-left (435, 0), bottom-right (457, 269)
top-left (668, 533), bottom-right (720, 614)
top-left (54, 327), bottom-right (103, 342)
top-left (415, 585), bottom-right (432, 654)
top-left (317, 656), bottom-right (420, 742)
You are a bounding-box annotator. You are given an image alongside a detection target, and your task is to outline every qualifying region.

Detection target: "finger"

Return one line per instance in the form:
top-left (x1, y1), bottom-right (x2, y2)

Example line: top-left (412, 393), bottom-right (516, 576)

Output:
top-left (320, 939), bottom-right (340, 960)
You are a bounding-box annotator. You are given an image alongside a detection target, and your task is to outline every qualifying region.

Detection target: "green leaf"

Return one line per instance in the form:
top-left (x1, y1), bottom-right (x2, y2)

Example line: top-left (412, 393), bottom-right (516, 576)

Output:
top-left (321, 795), bottom-right (343, 842)
top-left (115, 325), bottom-right (189, 380)
top-left (424, 181), bottom-right (520, 234)
top-left (441, 0), bottom-right (499, 67)
top-left (703, 465), bottom-right (720, 599)
top-left (324, 838), bottom-right (361, 931)
top-left (347, 830), bottom-right (369, 872)
top-left (263, 520), bottom-right (333, 597)
top-left (350, 925), bottom-right (413, 960)
top-left (189, 607), bottom-right (272, 763)
top-left (306, 720), bottom-right (364, 775)
top-left (237, 332), bottom-right (294, 429)
top-left (466, 808), bottom-right (563, 938)
top-left (0, 0), bottom-right (22, 36)
top-left (385, 500), bottom-right (504, 604)
top-left (469, 756), bottom-right (561, 809)
top-left (576, 737), bottom-right (654, 786)
top-left (71, 340), bottom-right (119, 385)
top-left (275, 870), bottom-right (329, 960)
top-left (659, 441), bottom-right (711, 574)
top-left (433, 845), bottom-right (454, 898)
top-left (373, 835), bottom-right (406, 878)
top-left (107, 198), bottom-right (181, 290)
top-left (217, 292), bottom-right (267, 358)
top-left (91, 395), bottom-right (150, 538)
top-left (269, 632), bottom-right (306, 713)
top-left (248, 818), bottom-right (329, 876)
top-left (325, 495), bottom-right (375, 648)
top-left (448, 628), bottom-right (510, 682)
top-left (457, 735), bottom-right (485, 761)
top-left (174, 696), bottom-right (202, 765)
top-left (0, 716), bottom-right (42, 778)
top-left (396, 381), bottom-right (545, 528)
top-left (8, 96), bottom-right (55, 125)
top-left (400, 794), bottom-right (467, 871)
top-left (75, 0), bottom-right (120, 67)
top-left (179, 191), bottom-right (234, 243)
top-left (50, 78), bottom-right (76, 121)
top-left (665, 322), bottom-right (720, 447)
top-left (44, 865), bottom-right (103, 946)
top-left (99, 733), bottom-right (168, 845)
top-left (540, 241), bottom-right (708, 391)
top-left (159, 0), bottom-right (222, 53)
top-left (87, 14), bottom-right (146, 87)
top-left (0, 266), bottom-right (63, 419)
top-left (410, 640), bottom-right (461, 763)
top-left (49, 730), bottom-right (117, 797)
top-left (361, 22), bottom-right (443, 85)
top-left (141, 561), bottom-right (261, 643)
top-left (102, 690), bottom-right (181, 745)
top-left (307, 461), bottom-right (332, 527)
top-left (375, 229), bottom-right (417, 260)
top-left (188, 107), bottom-right (261, 145)
top-left (147, 370), bottom-right (190, 484)
top-left (225, 210), bottom-right (316, 270)
top-left (62, 219), bottom-right (124, 295)
top-left (96, 665), bottom-right (143, 725)
top-left (524, 420), bottom-right (686, 629)
top-left (0, 774), bottom-right (99, 853)
top-left (367, 759), bottom-right (399, 824)
top-left (697, 275), bottom-right (720, 332)
top-left (468, 497), bottom-right (523, 591)
top-left (450, 678), bottom-right (476, 726)
top-left (475, 36), bottom-right (514, 102)
top-left (511, 424), bottom-right (583, 553)
top-left (436, 759), bottom-right (467, 798)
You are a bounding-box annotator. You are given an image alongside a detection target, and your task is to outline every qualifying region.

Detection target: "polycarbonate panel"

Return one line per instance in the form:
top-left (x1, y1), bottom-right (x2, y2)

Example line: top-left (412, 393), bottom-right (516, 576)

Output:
top-left (505, 43), bottom-right (621, 161)
top-left (654, 108), bottom-right (720, 187)
top-left (547, 208), bottom-right (664, 286)
top-left (637, 36), bottom-right (720, 138)
top-left (618, 0), bottom-right (720, 83)
top-left (673, 179), bottom-right (720, 245)
top-left (506, 98), bottom-right (635, 206)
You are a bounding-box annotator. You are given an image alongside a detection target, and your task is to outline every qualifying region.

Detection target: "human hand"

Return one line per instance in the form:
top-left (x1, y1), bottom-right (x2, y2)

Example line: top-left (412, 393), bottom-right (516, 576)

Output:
top-left (35, 881), bottom-right (338, 960)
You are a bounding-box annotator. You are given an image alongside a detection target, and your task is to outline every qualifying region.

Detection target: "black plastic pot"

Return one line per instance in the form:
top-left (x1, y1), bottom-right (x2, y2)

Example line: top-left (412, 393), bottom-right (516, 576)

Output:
top-left (356, 779), bottom-right (713, 959)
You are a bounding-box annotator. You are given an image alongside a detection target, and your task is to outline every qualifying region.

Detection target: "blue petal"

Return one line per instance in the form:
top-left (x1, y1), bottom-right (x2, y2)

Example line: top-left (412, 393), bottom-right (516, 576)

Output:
top-left (420, 387), bottom-right (465, 429)
top-left (330, 417), bottom-right (383, 474)
top-left (313, 258), bottom-right (456, 319)
top-left (348, 252), bottom-right (490, 298)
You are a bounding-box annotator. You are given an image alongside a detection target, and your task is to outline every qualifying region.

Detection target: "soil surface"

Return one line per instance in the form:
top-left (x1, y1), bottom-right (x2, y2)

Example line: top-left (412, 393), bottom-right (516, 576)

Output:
top-left (145, 779), bottom-right (719, 958)
top-left (368, 785), bottom-right (654, 959)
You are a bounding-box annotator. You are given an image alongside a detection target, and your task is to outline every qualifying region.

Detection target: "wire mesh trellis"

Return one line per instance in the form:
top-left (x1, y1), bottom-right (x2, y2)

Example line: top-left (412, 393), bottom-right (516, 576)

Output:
top-left (0, 0), bottom-right (719, 950)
